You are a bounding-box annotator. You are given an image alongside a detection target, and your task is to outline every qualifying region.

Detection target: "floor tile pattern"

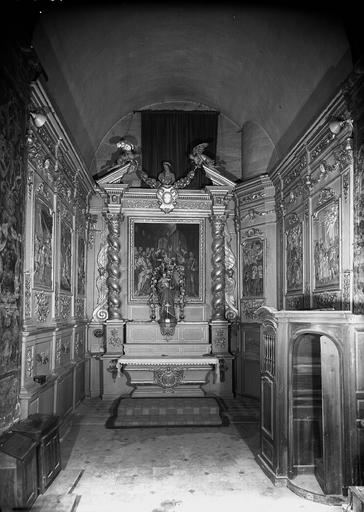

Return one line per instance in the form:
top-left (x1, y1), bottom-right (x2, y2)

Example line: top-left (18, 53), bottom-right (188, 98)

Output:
top-left (36, 395), bottom-right (344, 512)
top-left (107, 396), bottom-right (223, 427)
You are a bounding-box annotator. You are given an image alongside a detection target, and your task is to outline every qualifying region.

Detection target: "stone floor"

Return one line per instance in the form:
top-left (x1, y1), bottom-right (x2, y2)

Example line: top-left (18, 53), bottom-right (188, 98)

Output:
top-left (34, 395), bottom-right (345, 512)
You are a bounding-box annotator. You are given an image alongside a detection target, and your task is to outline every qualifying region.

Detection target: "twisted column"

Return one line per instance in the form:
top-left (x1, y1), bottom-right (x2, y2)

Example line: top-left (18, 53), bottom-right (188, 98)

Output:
top-left (211, 214), bottom-right (226, 320)
top-left (105, 212), bottom-right (123, 320)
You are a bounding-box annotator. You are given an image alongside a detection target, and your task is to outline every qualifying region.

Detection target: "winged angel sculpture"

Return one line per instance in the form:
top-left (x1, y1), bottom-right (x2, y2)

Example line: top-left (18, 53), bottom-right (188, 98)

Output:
top-left (188, 142), bottom-right (216, 168)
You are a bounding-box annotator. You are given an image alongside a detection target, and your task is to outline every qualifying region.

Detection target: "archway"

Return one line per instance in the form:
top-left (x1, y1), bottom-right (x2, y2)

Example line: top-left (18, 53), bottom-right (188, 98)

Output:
top-left (290, 332), bottom-right (343, 495)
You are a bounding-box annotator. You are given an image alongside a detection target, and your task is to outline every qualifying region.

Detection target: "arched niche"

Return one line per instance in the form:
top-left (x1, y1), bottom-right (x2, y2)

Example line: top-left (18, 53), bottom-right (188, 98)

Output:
top-left (289, 331), bottom-right (343, 496)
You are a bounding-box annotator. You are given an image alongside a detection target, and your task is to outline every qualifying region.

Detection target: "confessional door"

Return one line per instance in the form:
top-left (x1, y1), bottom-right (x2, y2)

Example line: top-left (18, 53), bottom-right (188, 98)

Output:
top-left (315, 335), bottom-right (343, 495)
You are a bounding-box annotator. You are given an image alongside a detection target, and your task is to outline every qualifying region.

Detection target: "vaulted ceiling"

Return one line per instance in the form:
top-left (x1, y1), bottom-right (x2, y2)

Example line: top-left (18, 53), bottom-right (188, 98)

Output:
top-left (31, 3), bottom-right (353, 176)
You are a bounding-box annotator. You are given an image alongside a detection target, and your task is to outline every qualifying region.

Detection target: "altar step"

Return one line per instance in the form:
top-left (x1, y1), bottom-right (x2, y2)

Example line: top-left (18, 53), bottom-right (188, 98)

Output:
top-left (106, 396), bottom-right (225, 428)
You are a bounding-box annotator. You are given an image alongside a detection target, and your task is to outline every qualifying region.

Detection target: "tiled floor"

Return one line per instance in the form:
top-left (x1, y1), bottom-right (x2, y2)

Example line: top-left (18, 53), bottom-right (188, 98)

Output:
top-left (37, 395), bottom-right (344, 512)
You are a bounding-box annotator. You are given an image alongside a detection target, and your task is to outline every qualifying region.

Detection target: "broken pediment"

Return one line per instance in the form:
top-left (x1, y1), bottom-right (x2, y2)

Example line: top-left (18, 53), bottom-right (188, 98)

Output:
top-left (202, 163), bottom-right (236, 188)
top-left (94, 163), bottom-right (141, 187)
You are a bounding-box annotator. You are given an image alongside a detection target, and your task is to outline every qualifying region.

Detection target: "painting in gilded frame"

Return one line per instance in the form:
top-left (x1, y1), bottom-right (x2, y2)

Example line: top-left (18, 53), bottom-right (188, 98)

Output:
top-left (34, 199), bottom-right (53, 289)
top-left (77, 236), bottom-right (86, 296)
top-left (242, 238), bottom-right (264, 297)
top-left (313, 201), bottom-right (340, 289)
top-left (286, 221), bottom-right (303, 292)
top-left (60, 222), bottom-right (72, 292)
top-left (129, 218), bottom-right (205, 302)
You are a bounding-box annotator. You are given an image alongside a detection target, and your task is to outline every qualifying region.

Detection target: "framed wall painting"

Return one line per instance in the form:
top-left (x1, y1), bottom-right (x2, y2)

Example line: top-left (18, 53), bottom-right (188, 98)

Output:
top-left (128, 218), bottom-right (205, 303)
top-left (33, 199), bottom-right (53, 289)
top-left (242, 237), bottom-right (264, 298)
top-left (60, 222), bottom-right (72, 292)
top-left (77, 235), bottom-right (86, 296)
top-left (285, 220), bottom-right (304, 293)
top-left (313, 200), bottom-right (340, 290)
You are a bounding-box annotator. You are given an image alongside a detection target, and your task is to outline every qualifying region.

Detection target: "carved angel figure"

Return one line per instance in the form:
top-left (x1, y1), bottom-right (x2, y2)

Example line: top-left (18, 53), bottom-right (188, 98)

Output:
top-left (189, 142), bottom-right (215, 167)
top-left (116, 139), bottom-right (139, 173)
top-left (138, 160), bottom-right (197, 190)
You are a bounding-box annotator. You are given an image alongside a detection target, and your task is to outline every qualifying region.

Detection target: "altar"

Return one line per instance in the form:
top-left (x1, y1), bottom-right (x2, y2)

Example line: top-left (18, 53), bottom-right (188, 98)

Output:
top-left (88, 148), bottom-right (238, 401)
top-left (118, 355), bottom-right (220, 397)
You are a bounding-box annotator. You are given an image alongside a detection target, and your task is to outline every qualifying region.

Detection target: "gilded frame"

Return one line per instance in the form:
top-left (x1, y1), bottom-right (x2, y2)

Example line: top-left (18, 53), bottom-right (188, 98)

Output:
top-left (312, 199), bottom-right (340, 291)
top-left (128, 217), bottom-right (205, 303)
top-left (33, 197), bottom-right (54, 290)
top-left (241, 236), bottom-right (265, 298)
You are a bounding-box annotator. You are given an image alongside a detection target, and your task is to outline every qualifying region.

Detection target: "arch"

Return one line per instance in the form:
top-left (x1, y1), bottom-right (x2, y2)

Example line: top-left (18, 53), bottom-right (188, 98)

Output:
top-left (288, 330), bottom-right (344, 495)
top-left (241, 121), bottom-right (278, 180)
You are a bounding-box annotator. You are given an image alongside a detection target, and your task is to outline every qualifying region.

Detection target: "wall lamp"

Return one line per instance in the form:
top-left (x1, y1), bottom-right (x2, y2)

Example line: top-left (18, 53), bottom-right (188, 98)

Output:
top-left (29, 106), bottom-right (51, 128)
top-left (328, 118), bottom-right (353, 136)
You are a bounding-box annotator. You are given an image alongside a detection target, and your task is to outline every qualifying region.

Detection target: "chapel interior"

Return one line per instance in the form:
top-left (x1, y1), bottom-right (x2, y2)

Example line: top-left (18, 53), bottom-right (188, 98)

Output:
top-left (1, 1), bottom-right (364, 510)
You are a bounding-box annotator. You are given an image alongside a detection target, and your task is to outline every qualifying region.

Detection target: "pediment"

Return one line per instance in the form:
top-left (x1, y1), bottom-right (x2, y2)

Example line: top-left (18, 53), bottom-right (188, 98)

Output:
top-left (94, 163), bottom-right (131, 186)
top-left (202, 163), bottom-right (236, 188)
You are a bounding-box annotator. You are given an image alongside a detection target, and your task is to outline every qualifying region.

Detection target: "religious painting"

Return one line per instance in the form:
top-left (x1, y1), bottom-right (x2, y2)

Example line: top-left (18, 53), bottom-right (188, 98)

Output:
top-left (77, 236), bottom-right (86, 296)
top-left (313, 201), bottom-right (340, 290)
top-left (60, 223), bottom-right (72, 292)
top-left (286, 222), bottom-right (303, 292)
top-left (129, 218), bottom-right (205, 302)
top-left (34, 200), bottom-right (53, 289)
top-left (242, 238), bottom-right (264, 297)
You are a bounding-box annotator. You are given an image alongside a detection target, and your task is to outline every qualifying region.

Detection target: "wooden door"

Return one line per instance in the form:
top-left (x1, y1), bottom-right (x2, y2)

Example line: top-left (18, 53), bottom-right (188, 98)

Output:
top-left (315, 335), bottom-right (343, 494)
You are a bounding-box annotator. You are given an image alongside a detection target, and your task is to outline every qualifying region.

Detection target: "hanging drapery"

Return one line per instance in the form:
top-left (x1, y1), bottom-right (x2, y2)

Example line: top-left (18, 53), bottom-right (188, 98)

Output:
top-left (140, 110), bottom-right (219, 188)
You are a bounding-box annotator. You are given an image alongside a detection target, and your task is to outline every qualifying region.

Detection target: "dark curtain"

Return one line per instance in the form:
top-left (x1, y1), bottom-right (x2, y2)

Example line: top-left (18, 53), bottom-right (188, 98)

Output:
top-left (141, 110), bottom-right (218, 189)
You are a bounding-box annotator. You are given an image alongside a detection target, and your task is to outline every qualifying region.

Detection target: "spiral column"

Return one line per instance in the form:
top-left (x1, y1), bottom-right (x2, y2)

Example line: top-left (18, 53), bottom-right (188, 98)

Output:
top-left (211, 213), bottom-right (226, 321)
top-left (105, 212), bottom-right (123, 320)
top-left (207, 187), bottom-right (233, 369)
top-left (98, 183), bottom-right (129, 358)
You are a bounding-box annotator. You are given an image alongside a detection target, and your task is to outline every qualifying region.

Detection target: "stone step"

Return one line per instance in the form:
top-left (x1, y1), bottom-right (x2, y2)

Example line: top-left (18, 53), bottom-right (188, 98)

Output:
top-left (107, 396), bottom-right (224, 428)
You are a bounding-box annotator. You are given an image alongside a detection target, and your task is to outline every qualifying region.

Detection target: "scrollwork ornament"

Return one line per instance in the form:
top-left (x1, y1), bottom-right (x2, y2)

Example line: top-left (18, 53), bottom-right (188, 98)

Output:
top-left (34, 291), bottom-right (50, 323)
top-left (60, 295), bottom-right (72, 320)
top-left (92, 236), bottom-right (109, 322)
top-left (241, 298), bottom-right (264, 319)
top-left (56, 339), bottom-right (62, 365)
top-left (224, 225), bottom-right (238, 321)
top-left (318, 187), bottom-right (337, 206)
top-left (87, 214), bottom-right (98, 249)
top-left (342, 270), bottom-right (351, 310)
top-left (25, 347), bottom-right (33, 378)
top-left (76, 298), bottom-right (84, 319)
top-left (343, 173), bottom-right (350, 201)
top-left (24, 272), bottom-right (31, 318)
top-left (313, 292), bottom-right (339, 310)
